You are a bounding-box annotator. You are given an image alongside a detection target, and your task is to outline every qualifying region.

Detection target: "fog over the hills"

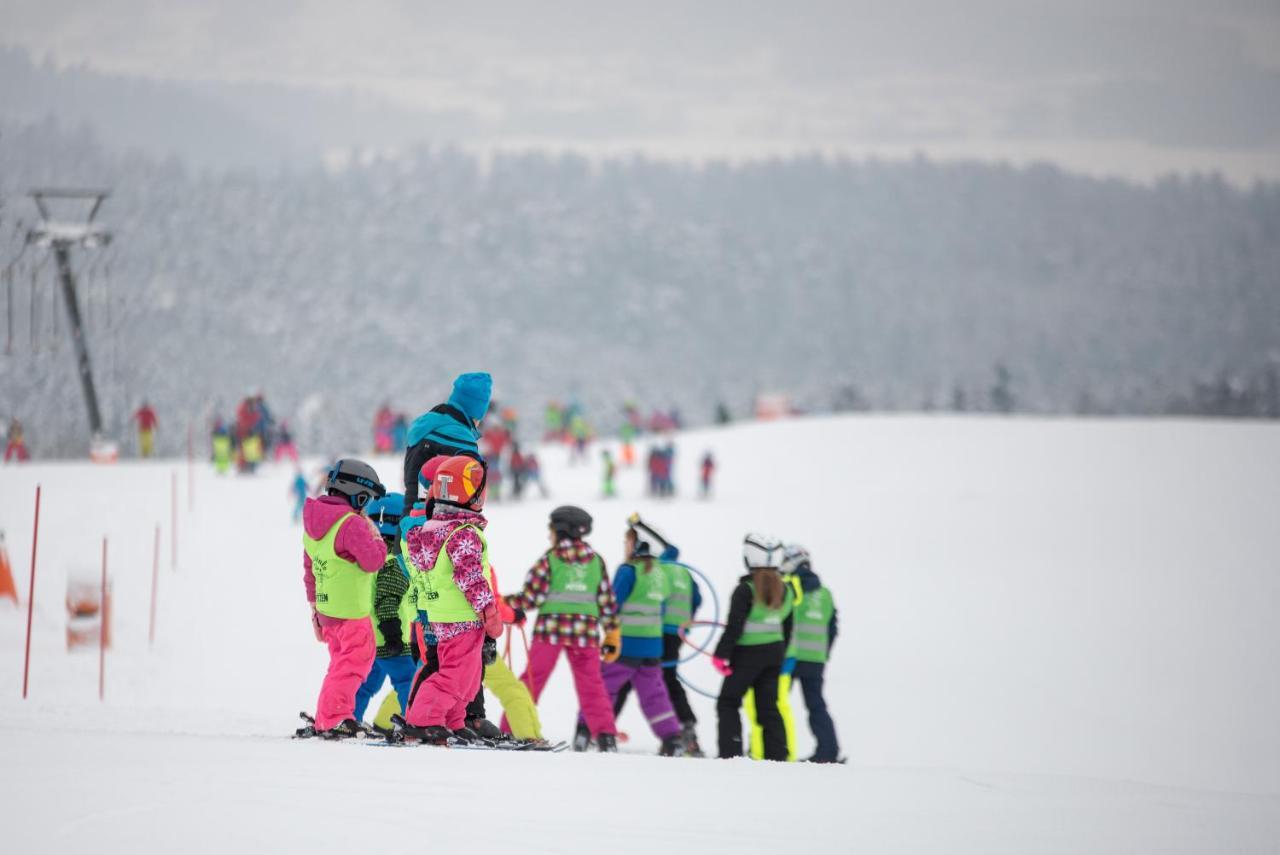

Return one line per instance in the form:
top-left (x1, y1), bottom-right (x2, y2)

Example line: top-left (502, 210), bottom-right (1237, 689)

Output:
top-left (3, 1), bottom-right (1279, 181)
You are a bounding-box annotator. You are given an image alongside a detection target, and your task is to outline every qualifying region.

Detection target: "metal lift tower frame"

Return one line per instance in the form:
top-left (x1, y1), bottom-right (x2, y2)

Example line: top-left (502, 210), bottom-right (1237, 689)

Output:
top-left (27, 189), bottom-right (113, 446)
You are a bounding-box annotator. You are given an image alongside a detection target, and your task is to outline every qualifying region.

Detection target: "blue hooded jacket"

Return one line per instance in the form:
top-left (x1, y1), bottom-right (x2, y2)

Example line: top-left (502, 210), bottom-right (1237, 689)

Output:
top-left (407, 372), bottom-right (492, 451)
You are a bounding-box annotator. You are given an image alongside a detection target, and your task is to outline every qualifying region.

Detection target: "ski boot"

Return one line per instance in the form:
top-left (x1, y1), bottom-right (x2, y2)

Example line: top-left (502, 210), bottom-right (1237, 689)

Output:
top-left (391, 716), bottom-right (454, 745)
top-left (452, 725), bottom-right (493, 746)
top-left (658, 735), bottom-right (685, 757)
top-left (572, 721), bottom-right (593, 752)
top-left (597, 733), bottom-right (618, 753)
top-left (680, 722), bottom-right (705, 757)
top-left (466, 717), bottom-right (505, 741)
top-left (294, 724), bottom-right (318, 739)
top-left (320, 719), bottom-right (366, 740)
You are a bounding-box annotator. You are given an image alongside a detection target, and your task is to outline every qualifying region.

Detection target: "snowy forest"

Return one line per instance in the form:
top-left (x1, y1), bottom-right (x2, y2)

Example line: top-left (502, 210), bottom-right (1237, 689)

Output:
top-left (2, 113), bottom-right (1279, 457)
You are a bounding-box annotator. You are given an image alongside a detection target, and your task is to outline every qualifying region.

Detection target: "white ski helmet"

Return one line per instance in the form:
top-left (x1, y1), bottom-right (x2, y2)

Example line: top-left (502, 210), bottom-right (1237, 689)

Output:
top-left (742, 533), bottom-right (783, 570)
top-left (781, 544), bottom-right (811, 575)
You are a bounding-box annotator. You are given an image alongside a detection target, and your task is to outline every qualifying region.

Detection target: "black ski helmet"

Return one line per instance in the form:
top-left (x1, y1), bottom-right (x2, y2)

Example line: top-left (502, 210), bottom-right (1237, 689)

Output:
top-left (549, 505), bottom-right (593, 539)
top-left (325, 458), bottom-right (386, 511)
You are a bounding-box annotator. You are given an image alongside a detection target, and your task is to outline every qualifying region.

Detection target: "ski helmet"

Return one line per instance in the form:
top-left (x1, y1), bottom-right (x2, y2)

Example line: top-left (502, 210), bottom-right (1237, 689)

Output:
top-left (550, 505), bottom-right (593, 539)
top-left (366, 492), bottom-right (405, 540)
top-left (418, 456), bottom-right (447, 497)
top-left (325, 458), bottom-right (386, 511)
top-left (742, 533), bottom-right (783, 570)
top-left (780, 544), bottom-right (811, 575)
top-left (430, 455), bottom-right (487, 510)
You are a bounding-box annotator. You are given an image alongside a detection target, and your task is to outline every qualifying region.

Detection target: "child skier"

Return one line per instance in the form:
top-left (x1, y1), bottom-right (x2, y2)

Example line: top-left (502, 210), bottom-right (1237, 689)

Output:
top-left (712, 534), bottom-right (794, 760)
top-left (781, 545), bottom-right (841, 762)
top-left (401, 456), bottom-right (503, 743)
top-left (585, 523), bottom-right (684, 755)
top-left (505, 505), bottom-right (621, 752)
top-left (613, 515), bottom-right (705, 755)
top-left (746, 554), bottom-right (804, 760)
top-left (352, 493), bottom-right (419, 727)
top-left (300, 459), bottom-right (388, 737)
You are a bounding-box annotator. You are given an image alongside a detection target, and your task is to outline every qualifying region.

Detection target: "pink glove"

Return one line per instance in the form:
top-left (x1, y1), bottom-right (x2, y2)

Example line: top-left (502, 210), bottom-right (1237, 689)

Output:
top-left (711, 657), bottom-right (733, 676)
top-left (481, 604), bottom-right (504, 640)
top-left (310, 607), bottom-right (324, 642)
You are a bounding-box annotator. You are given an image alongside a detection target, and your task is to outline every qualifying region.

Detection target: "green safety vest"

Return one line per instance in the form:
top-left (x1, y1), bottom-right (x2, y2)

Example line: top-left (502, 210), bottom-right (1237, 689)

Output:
top-left (304, 512), bottom-right (375, 620)
top-left (788, 586), bottom-right (833, 663)
top-left (372, 561), bottom-right (419, 648)
top-left (211, 434), bottom-right (232, 461)
top-left (414, 523), bottom-right (493, 624)
top-left (738, 581), bottom-right (794, 646)
top-left (661, 562), bottom-right (694, 630)
top-left (620, 561), bottom-right (669, 639)
top-left (541, 553), bottom-right (603, 617)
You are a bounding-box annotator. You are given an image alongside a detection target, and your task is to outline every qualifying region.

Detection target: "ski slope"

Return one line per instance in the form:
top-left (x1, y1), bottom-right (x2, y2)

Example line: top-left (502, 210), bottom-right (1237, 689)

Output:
top-left (2, 414), bottom-right (1279, 854)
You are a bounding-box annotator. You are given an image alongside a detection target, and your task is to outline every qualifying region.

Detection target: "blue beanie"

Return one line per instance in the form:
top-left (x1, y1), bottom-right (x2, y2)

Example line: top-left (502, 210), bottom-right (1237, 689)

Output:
top-left (449, 372), bottom-right (493, 424)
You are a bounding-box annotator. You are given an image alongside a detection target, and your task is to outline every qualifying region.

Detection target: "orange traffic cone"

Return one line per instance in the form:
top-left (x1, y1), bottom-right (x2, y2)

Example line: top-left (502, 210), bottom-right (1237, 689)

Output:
top-left (0, 532), bottom-right (18, 605)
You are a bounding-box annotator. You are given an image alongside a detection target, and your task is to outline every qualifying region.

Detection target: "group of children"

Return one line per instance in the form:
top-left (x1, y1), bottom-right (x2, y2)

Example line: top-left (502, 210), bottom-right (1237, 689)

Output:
top-left (298, 371), bottom-right (841, 762)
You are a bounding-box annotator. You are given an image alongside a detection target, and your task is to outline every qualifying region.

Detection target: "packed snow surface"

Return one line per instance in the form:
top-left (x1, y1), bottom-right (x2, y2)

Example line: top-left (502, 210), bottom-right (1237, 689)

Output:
top-left (2, 414), bottom-right (1278, 853)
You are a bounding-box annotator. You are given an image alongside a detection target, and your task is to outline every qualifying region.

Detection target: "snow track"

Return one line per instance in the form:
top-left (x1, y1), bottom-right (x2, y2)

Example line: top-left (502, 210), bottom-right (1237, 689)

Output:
top-left (2, 414), bottom-right (1278, 853)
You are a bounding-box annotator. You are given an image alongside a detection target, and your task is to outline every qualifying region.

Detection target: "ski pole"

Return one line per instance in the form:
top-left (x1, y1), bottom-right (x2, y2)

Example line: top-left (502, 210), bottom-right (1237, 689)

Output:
top-left (677, 620), bottom-right (726, 661)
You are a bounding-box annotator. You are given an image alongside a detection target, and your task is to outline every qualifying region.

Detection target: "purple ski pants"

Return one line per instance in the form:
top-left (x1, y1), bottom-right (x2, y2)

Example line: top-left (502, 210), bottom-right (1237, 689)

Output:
top-left (585, 660), bottom-right (680, 740)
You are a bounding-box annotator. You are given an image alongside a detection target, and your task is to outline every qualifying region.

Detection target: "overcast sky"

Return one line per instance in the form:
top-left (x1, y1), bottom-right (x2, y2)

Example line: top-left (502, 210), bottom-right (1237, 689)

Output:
top-left (5, 0), bottom-right (1280, 181)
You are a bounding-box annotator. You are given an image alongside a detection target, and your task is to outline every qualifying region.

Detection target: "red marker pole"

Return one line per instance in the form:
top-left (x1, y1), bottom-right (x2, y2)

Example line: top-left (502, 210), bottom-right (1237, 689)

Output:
top-left (149, 524), bottom-right (160, 646)
top-left (171, 470), bottom-right (178, 571)
top-left (21, 484), bottom-right (41, 699)
top-left (99, 537), bottom-right (107, 701)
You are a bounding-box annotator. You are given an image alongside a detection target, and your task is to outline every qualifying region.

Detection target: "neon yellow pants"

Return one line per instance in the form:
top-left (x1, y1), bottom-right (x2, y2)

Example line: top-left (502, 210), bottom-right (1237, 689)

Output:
top-left (484, 657), bottom-right (543, 741)
top-left (744, 673), bottom-right (797, 761)
top-left (373, 658), bottom-right (543, 740)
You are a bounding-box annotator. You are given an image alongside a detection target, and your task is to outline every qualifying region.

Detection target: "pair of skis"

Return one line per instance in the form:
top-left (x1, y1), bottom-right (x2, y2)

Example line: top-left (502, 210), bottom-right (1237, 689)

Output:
top-left (293, 712), bottom-right (566, 752)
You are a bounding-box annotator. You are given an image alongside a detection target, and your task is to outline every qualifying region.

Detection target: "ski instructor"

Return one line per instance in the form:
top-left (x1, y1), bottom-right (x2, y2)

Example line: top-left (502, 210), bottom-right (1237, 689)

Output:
top-left (401, 372), bottom-right (493, 515)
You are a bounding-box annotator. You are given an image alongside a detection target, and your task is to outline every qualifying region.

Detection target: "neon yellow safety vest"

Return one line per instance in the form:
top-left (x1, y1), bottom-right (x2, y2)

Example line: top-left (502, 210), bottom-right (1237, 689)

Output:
top-left (661, 562), bottom-right (694, 630)
top-left (738, 581), bottom-right (794, 646)
top-left (619, 561), bottom-right (669, 639)
top-left (415, 523), bottom-right (493, 624)
top-left (304, 512), bottom-right (375, 619)
top-left (789, 586), bottom-right (833, 663)
top-left (541, 553), bottom-right (603, 617)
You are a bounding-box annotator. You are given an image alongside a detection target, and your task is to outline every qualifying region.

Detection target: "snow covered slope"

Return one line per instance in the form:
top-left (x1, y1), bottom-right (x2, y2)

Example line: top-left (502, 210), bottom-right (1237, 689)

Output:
top-left (2, 414), bottom-right (1278, 853)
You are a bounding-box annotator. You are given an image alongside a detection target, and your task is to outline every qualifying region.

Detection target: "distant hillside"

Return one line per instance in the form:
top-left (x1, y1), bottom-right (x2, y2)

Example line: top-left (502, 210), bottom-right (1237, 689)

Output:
top-left (1, 115), bottom-right (1278, 456)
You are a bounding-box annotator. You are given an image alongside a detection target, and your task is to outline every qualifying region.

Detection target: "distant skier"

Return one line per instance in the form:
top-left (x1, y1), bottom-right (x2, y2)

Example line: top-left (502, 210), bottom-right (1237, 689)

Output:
top-left (700, 451), bottom-right (715, 498)
top-left (505, 506), bottom-right (621, 752)
top-left (274, 420), bottom-right (299, 463)
top-left (133, 401), bottom-right (158, 458)
top-left (712, 534), bottom-right (794, 760)
top-left (210, 420), bottom-right (232, 475)
top-left (299, 459), bottom-right (388, 738)
top-left (601, 449), bottom-right (617, 497)
top-left (373, 403), bottom-right (395, 454)
top-left (4, 418), bottom-right (29, 462)
top-left (290, 469), bottom-right (309, 523)
top-left (352, 493), bottom-right (419, 726)
top-left (402, 456), bottom-right (503, 743)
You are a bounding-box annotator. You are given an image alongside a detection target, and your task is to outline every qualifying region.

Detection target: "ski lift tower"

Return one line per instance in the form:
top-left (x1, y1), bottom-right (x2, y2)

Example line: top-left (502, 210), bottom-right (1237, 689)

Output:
top-left (27, 189), bottom-right (115, 459)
